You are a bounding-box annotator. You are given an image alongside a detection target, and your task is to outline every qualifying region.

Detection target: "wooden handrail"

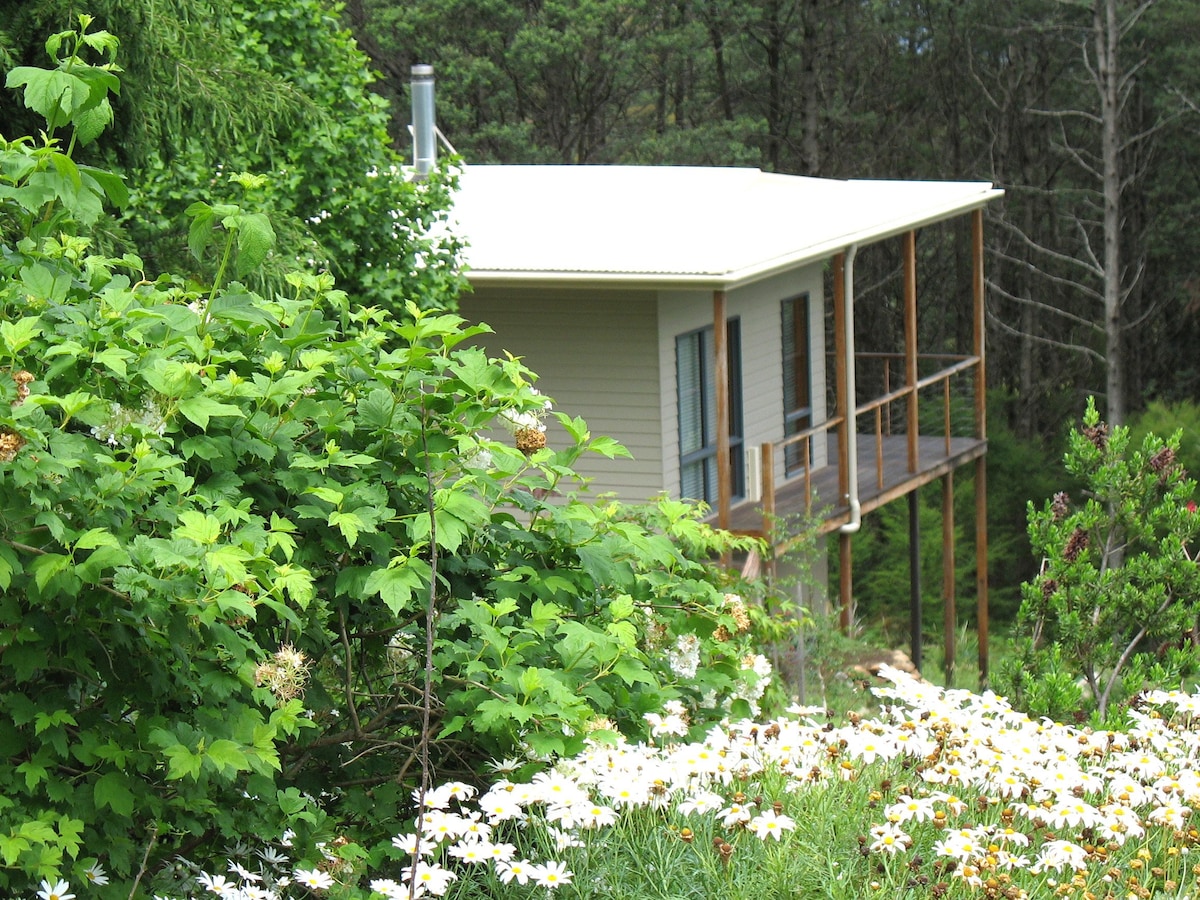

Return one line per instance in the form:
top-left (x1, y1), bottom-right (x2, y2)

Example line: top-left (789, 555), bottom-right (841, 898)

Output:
top-left (777, 414), bottom-right (846, 450)
top-left (915, 356), bottom-right (979, 390)
top-left (755, 352), bottom-right (984, 541)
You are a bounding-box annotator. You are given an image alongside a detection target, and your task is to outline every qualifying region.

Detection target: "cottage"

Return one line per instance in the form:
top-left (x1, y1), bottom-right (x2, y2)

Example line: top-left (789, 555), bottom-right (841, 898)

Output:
top-left (449, 162), bottom-right (1002, 683)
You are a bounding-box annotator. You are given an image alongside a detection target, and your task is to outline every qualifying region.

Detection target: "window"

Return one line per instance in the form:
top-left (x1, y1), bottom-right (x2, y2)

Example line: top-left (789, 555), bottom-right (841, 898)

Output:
top-left (781, 295), bottom-right (812, 475)
top-left (676, 319), bottom-right (743, 505)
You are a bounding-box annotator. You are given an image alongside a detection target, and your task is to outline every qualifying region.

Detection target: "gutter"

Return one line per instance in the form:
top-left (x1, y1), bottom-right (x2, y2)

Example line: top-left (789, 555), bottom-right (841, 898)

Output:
top-left (839, 244), bottom-right (862, 534)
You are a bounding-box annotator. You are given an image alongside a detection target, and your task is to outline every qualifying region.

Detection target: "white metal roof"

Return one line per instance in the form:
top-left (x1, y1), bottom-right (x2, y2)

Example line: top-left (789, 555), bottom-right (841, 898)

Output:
top-left (449, 165), bottom-right (1002, 290)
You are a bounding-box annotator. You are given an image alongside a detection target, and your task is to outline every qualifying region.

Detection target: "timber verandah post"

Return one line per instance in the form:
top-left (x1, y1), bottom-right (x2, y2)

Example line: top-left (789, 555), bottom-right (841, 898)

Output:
top-left (973, 208), bottom-right (990, 688)
top-left (904, 230), bottom-right (922, 671)
top-left (714, 291), bottom-right (731, 538)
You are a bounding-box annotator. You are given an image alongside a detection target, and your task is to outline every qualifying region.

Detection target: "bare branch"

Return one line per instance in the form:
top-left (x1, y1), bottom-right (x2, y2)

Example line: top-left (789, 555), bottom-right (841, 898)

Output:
top-left (990, 214), bottom-right (1104, 281)
top-left (1026, 105), bottom-right (1102, 126)
top-left (986, 279), bottom-right (1105, 334)
top-left (987, 309), bottom-right (1107, 363)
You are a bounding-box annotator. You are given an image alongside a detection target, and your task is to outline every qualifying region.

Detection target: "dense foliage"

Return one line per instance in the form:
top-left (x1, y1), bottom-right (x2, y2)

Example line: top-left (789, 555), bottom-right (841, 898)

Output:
top-left (0, 21), bottom-right (792, 890)
top-left (0, 0), bottom-right (459, 311)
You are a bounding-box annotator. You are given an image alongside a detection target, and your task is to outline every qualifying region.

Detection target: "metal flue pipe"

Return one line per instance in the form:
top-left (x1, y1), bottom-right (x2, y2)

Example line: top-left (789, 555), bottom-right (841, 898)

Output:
top-left (411, 64), bottom-right (436, 178)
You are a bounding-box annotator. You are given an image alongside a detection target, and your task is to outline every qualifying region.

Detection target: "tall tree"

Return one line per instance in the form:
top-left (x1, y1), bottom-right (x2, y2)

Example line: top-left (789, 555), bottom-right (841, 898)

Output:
top-left (0, 0), bottom-right (462, 310)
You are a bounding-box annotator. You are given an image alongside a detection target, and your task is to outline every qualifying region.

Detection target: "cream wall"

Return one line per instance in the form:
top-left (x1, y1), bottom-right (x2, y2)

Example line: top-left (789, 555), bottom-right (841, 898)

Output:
top-left (458, 287), bottom-right (666, 501)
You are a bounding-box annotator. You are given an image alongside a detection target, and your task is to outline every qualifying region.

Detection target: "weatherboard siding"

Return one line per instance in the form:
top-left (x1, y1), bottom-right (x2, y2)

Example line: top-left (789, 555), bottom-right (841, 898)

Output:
top-left (459, 287), bottom-right (666, 502)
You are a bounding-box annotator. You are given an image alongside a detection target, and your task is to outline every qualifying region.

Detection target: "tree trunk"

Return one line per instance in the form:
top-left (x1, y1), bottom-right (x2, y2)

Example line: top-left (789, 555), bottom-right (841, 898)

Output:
top-left (1098, 0), bottom-right (1126, 425)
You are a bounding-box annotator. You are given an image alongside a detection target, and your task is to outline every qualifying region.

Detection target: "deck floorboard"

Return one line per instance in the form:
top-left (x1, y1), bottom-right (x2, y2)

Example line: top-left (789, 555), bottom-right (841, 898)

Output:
top-left (718, 434), bottom-right (987, 541)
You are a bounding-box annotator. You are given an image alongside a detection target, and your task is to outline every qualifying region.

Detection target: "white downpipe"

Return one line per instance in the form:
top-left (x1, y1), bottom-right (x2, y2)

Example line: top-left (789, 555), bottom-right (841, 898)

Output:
top-left (839, 244), bottom-right (862, 534)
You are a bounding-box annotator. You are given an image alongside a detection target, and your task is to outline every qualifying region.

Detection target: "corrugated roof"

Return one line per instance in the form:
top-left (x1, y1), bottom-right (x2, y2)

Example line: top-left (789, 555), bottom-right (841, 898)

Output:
top-left (449, 165), bottom-right (1002, 289)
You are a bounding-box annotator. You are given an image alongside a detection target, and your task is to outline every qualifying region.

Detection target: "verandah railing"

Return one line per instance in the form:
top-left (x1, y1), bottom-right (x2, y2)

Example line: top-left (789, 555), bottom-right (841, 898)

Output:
top-left (754, 352), bottom-right (983, 540)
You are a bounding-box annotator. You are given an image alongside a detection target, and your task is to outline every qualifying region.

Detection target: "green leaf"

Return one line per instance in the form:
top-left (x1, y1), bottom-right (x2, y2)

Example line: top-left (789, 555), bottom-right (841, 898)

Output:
top-left (272, 564), bottom-right (314, 606)
top-left (16, 761), bottom-right (48, 791)
top-left (529, 599), bottom-right (563, 629)
top-left (587, 435), bottom-right (631, 458)
top-left (72, 96), bottom-right (114, 145)
top-left (606, 620), bottom-right (638, 650)
top-left (363, 561), bottom-right (427, 614)
top-left (80, 26), bottom-right (120, 55)
top-left (94, 346), bottom-right (136, 378)
top-left (0, 835), bottom-right (30, 867)
top-left (186, 201), bottom-right (218, 261)
top-left (175, 510), bottom-right (222, 545)
top-left (6, 67), bottom-right (89, 125)
top-left (209, 292), bottom-right (278, 329)
top-left (178, 396), bottom-right (245, 430)
top-left (34, 709), bottom-right (77, 736)
top-left (609, 594), bottom-right (635, 620)
top-left (329, 510), bottom-right (366, 547)
top-left (75, 545), bottom-right (130, 584)
top-left (476, 698), bottom-right (535, 730)
top-left (230, 212), bottom-right (277, 276)
top-left (30, 553), bottom-right (71, 593)
top-left (204, 546), bottom-right (251, 586)
top-left (74, 527), bottom-right (119, 550)
top-left (163, 744), bottom-right (204, 781)
top-left (21, 262), bottom-right (71, 304)
top-left (78, 163), bottom-right (128, 206)
top-left (305, 486), bottom-right (345, 506)
top-left (0, 316), bottom-right (43, 355)
top-left (93, 771), bottom-right (134, 817)
top-left (356, 389), bottom-right (396, 431)
top-left (0, 544), bottom-right (17, 591)
top-left (206, 739), bottom-right (251, 775)
top-left (577, 545), bottom-right (633, 590)
top-left (614, 657), bottom-right (657, 687)
top-left (518, 667), bottom-right (543, 697)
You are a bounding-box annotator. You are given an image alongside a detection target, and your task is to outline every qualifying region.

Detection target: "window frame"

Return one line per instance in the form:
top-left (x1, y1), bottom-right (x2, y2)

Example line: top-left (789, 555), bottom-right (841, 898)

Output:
top-left (676, 318), bottom-right (744, 505)
top-left (781, 294), bottom-right (813, 476)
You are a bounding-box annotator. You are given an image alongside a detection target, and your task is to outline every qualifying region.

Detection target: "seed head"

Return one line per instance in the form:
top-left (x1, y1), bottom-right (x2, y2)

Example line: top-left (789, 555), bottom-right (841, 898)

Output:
top-left (1082, 422), bottom-right (1109, 452)
top-left (11, 370), bottom-right (32, 405)
top-left (1063, 528), bottom-right (1089, 562)
top-left (0, 428), bottom-right (25, 462)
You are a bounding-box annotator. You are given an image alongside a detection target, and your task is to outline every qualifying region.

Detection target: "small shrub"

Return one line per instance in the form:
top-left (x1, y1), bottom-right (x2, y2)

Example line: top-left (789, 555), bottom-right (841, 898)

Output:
top-left (999, 398), bottom-right (1200, 723)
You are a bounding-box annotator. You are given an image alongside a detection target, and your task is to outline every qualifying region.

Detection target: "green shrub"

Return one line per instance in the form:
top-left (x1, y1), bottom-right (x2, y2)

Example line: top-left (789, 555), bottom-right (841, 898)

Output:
top-left (999, 398), bottom-right (1200, 723)
top-left (0, 20), bottom-right (791, 889)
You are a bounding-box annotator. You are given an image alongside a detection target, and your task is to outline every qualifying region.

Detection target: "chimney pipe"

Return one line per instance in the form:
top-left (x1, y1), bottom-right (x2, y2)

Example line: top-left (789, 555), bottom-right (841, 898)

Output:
top-left (411, 64), bottom-right (436, 178)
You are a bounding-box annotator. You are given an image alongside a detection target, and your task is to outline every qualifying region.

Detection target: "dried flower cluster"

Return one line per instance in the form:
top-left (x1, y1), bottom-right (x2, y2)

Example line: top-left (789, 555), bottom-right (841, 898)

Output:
top-left (499, 388), bottom-right (553, 456)
top-left (1082, 422), bottom-right (1109, 451)
top-left (1, 370), bottom-right (33, 462)
top-left (0, 428), bottom-right (25, 463)
top-left (254, 644), bottom-right (310, 703)
top-left (11, 368), bottom-right (32, 405)
top-left (1062, 527), bottom-right (1089, 562)
top-left (1149, 446), bottom-right (1177, 475)
top-left (725, 593), bottom-right (752, 633)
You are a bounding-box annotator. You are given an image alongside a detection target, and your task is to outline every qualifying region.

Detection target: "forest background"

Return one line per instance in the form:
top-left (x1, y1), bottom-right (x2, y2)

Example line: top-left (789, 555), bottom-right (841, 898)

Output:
top-left (5, 0), bottom-right (1200, 640)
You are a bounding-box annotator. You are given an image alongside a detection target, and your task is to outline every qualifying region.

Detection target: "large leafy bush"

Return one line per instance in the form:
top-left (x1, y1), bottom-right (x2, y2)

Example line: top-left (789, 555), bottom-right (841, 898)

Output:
top-left (0, 20), bottom-right (788, 890)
